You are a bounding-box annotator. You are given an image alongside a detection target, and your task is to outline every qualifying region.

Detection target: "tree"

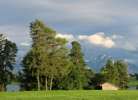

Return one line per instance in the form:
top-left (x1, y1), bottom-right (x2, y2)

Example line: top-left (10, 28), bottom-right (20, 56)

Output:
top-left (114, 60), bottom-right (129, 88)
top-left (83, 68), bottom-right (95, 89)
top-left (22, 19), bottom-right (57, 91)
top-left (101, 59), bottom-right (118, 84)
top-left (21, 20), bottom-right (72, 91)
top-left (20, 50), bottom-right (37, 91)
top-left (101, 59), bottom-right (129, 89)
top-left (41, 37), bottom-right (72, 90)
top-left (0, 34), bottom-right (17, 91)
top-left (62, 41), bottom-right (87, 90)
top-left (91, 73), bottom-right (106, 89)
top-left (30, 20), bottom-right (51, 91)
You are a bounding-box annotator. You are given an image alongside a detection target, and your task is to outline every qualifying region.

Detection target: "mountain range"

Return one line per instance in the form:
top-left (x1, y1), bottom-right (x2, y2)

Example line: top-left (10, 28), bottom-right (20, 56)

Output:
top-left (14, 46), bottom-right (138, 74)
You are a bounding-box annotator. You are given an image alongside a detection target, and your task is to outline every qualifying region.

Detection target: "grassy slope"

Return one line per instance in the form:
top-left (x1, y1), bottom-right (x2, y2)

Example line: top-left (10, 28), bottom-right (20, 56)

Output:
top-left (0, 90), bottom-right (138, 100)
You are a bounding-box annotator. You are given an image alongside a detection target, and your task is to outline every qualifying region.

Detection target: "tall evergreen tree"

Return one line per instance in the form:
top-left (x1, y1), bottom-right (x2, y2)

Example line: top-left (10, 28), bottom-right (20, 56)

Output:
top-left (0, 34), bottom-right (17, 91)
top-left (30, 20), bottom-right (50, 91)
top-left (62, 41), bottom-right (87, 89)
top-left (101, 59), bottom-right (118, 84)
top-left (101, 59), bottom-right (129, 89)
top-left (114, 60), bottom-right (129, 88)
top-left (20, 50), bottom-right (37, 91)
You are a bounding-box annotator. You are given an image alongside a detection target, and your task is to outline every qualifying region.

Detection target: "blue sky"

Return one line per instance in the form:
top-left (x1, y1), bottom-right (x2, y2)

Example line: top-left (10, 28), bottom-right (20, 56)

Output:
top-left (0, 0), bottom-right (138, 70)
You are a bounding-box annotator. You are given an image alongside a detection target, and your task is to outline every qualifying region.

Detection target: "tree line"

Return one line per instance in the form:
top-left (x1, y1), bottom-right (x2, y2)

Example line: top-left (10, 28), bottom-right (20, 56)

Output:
top-left (0, 20), bottom-right (129, 91)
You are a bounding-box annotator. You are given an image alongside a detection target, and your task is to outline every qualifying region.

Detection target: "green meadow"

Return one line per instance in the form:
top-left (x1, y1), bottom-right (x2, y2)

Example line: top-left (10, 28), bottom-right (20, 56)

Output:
top-left (0, 90), bottom-right (138, 100)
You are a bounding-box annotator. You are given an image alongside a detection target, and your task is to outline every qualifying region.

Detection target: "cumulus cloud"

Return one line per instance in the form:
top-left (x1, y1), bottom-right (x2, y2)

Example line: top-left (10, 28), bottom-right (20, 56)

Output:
top-left (78, 32), bottom-right (138, 52)
top-left (111, 34), bottom-right (123, 39)
top-left (56, 33), bottom-right (75, 41)
top-left (1, 0), bottom-right (138, 67)
top-left (79, 32), bottom-right (115, 48)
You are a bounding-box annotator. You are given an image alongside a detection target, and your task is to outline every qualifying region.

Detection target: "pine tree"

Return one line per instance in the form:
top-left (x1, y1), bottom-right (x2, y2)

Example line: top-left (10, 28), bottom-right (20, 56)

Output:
top-left (62, 41), bottom-right (87, 90)
top-left (20, 50), bottom-right (37, 91)
top-left (101, 59), bottom-right (118, 84)
top-left (0, 34), bottom-right (17, 91)
top-left (101, 59), bottom-right (129, 89)
top-left (114, 60), bottom-right (129, 88)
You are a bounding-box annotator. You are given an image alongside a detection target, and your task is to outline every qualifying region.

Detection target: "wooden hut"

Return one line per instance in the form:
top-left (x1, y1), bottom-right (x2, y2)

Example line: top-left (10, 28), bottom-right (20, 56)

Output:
top-left (101, 82), bottom-right (119, 90)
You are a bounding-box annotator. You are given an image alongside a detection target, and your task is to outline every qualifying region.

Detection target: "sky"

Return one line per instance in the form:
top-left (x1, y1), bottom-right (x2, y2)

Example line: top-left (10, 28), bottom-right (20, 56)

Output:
top-left (0, 0), bottom-right (138, 71)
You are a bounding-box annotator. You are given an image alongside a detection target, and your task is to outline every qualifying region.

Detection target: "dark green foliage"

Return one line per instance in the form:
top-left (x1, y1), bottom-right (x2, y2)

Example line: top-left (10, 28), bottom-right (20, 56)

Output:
top-left (20, 51), bottom-right (37, 91)
top-left (101, 59), bottom-right (118, 84)
top-left (128, 73), bottom-right (138, 89)
top-left (19, 19), bottom-right (129, 91)
top-left (101, 59), bottom-right (129, 89)
top-left (0, 19), bottom-right (131, 91)
top-left (91, 73), bottom-right (106, 89)
top-left (83, 68), bottom-right (95, 89)
top-left (134, 73), bottom-right (138, 80)
top-left (114, 60), bottom-right (129, 88)
top-left (0, 34), bottom-right (17, 91)
top-left (70, 41), bottom-right (85, 67)
top-left (61, 41), bottom-right (88, 90)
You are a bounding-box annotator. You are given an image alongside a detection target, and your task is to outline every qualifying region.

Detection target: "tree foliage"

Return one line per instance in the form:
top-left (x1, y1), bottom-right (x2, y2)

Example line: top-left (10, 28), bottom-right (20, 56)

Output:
top-left (19, 20), bottom-right (129, 91)
top-left (101, 59), bottom-right (129, 89)
top-left (21, 20), bottom-right (72, 91)
top-left (0, 34), bottom-right (17, 91)
top-left (61, 41), bottom-right (88, 90)
top-left (114, 60), bottom-right (129, 88)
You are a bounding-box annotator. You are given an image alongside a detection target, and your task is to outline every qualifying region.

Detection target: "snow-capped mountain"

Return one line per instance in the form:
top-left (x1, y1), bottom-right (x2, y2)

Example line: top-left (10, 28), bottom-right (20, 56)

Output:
top-left (14, 46), bottom-right (138, 74)
top-left (86, 54), bottom-right (138, 73)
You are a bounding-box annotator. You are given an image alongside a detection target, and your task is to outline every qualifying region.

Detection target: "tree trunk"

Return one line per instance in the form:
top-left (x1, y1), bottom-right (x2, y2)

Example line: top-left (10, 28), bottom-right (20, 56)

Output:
top-left (49, 74), bottom-right (53, 90)
top-left (0, 84), bottom-right (5, 91)
top-left (37, 70), bottom-right (40, 91)
top-left (45, 76), bottom-right (48, 91)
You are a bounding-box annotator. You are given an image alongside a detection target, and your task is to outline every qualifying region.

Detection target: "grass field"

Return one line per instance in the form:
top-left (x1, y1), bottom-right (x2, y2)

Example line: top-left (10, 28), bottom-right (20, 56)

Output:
top-left (129, 80), bottom-right (138, 87)
top-left (0, 90), bottom-right (138, 100)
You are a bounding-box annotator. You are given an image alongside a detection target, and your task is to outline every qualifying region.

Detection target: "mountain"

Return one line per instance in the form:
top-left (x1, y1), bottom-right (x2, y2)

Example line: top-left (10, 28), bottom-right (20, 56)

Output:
top-left (14, 46), bottom-right (138, 74)
top-left (86, 54), bottom-right (111, 72)
top-left (86, 54), bottom-right (138, 74)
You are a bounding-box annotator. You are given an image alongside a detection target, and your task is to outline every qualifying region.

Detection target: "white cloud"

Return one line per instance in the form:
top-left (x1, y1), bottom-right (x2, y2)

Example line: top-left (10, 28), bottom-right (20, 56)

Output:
top-left (79, 32), bottom-right (115, 48)
top-left (20, 42), bottom-right (30, 47)
top-left (0, 0), bottom-right (138, 54)
top-left (56, 33), bottom-right (74, 41)
top-left (111, 34), bottom-right (123, 39)
top-left (79, 32), bottom-right (138, 51)
top-left (111, 34), bottom-right (137, 51)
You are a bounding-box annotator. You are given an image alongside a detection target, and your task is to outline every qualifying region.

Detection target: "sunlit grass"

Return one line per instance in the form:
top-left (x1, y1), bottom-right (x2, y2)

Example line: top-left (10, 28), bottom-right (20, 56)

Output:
top-left (0, 90), bottom-right (138, 100)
